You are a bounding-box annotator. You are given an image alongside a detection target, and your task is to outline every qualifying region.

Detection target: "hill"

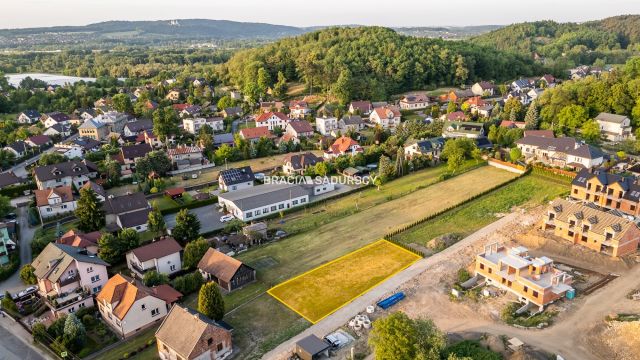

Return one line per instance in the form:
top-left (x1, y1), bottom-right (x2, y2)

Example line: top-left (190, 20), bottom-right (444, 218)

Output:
top-left (473, 15), bottom-right (640, 66)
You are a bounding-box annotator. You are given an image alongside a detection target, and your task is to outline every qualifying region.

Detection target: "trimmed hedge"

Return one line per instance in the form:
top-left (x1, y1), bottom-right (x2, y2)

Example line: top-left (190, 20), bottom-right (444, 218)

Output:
top-left (0, 182), bottom-right (36, 198)
top-left (0, 252), bottom-right (20, 281)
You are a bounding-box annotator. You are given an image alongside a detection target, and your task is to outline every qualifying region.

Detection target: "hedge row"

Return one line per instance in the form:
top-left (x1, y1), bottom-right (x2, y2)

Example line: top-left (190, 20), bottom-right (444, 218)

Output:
top-left (384, 171), bottom-right (527, 243)
top-left (159, 197), bottom-right (218, 215)
top-left (531, 166), bottom-right (575, 184)
top-left (0, 182), bottom-right (36, 198)
top-left (0, 252), bottom-right (20, 281)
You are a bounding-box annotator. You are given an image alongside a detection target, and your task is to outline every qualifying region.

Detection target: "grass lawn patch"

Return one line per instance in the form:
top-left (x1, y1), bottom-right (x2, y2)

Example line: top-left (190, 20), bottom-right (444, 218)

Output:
top-left (268, 240), bottom-right (420, 323)
top-left (100, 326), bottom-right (158, 360)
top-left (238, 121), bottom-right (256, 129)
top-left (393, 174), bottom-right (569, 247)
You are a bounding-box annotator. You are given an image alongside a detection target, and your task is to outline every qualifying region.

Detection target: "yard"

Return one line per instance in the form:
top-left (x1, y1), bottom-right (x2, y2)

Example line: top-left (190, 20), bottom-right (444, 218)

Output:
top-left (268, 240), bottom-right (421, 323)
top-left (99, 326), bottom-right (159, 360)
top-left (393, 174), bottom-right (570, 246)
top-left (151, 192), bottom-right (194, 211)
top-left (223, 165), bottom-right (519, 359)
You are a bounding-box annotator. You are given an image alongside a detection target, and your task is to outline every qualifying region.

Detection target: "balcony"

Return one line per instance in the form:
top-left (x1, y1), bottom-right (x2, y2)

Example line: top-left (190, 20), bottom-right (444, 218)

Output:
top-left (46, 287), bottom-right (90, 310)
top-left (59, 273), bottom-right (80, 287)
top-left (129, 262), bottom-right (156, 277)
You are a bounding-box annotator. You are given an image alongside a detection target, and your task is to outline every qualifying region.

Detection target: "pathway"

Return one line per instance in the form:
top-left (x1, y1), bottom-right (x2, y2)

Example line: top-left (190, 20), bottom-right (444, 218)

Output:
top-left (0, 206), bottom-right (37, 294)
top-left (0, 315), bottom-right (51, 360)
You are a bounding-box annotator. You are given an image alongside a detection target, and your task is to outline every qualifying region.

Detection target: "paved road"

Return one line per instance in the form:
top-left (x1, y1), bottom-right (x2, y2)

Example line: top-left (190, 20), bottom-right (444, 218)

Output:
top-left (0, 317), bottom-right (49, 360)
top-left (231, 116), bottom-right (252, 133)
top-left (164, 204), bottom-right (225, 234)
top-left (0, 206), bottom-right (37, 294)
top-left (5, 133), bottom-right (79, 177)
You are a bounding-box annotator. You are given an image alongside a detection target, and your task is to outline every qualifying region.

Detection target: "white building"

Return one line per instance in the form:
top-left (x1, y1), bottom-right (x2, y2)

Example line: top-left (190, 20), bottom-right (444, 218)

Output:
top-left (595, 112), bottom-right (634, 142)
top-left (369, 106), bottom-right (401, 132)
top-left (255, 112), bottom-right (289, 131)
top-left (126, 238), bottom-right (183, 278)
top-left (34, 186), bottom-right (77, 221)
top-left (399, 94), bottom-right (429, 110)
top-left (218, 166), bottom-right (255, 192)
top-left (315, 117), bottom-right (338, 136)
top-left (182, 117), bottom-right (224, 134)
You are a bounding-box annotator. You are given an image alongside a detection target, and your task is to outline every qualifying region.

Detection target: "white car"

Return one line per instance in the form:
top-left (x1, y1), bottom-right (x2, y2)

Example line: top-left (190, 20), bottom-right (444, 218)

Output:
top-left (220, 215), bottom-right (235, 222)
top-left (17, 285), bottom-right (38, 299)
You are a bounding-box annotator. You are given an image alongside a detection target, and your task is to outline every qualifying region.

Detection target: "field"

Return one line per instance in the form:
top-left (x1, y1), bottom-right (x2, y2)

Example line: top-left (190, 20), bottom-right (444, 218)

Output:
top-left (394, 174), bottom-right (570, 246)
top-left (268, 240), bottom-right (421, 323)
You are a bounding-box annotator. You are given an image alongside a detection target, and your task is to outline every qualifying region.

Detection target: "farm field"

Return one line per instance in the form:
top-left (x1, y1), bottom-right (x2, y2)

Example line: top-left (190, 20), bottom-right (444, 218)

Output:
top-left (268, 240), bottom-right (421, 323)
top-left (393, 174), bottom-right (570, 246)
top-left (224, 166), bottom-right (518, 359)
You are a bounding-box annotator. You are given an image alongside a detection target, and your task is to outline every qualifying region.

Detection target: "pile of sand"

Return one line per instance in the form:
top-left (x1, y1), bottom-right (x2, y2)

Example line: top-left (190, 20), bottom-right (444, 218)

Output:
top-left (603, 321), bottom-right (640, 360)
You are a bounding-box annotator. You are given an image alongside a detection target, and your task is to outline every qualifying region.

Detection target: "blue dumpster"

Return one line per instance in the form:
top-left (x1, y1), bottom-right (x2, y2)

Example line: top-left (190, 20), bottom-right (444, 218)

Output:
top-left (566, 289), bottom-right (576, 300)
top-left (377, 292), bottom-right (405, 310)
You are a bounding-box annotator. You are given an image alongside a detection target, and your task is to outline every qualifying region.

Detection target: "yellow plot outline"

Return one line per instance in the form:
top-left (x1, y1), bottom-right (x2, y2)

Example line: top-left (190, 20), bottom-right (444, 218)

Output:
top-left (267, 239), bottom-right (422, 324)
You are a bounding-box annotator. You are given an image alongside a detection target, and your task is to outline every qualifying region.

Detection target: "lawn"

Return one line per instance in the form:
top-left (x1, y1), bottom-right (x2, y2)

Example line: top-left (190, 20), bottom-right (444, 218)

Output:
top-left (273, 160), bottom-right (482, 235)
top-left (100, 326), bottom-right (159, 360)
top-left (223, 166), bottom-right (518, 359)
top-left (238, 120), bottom-right (256, 129)
top-left (268, 240), bottom-right (421, 323)
top-left (151, 193), bottom-right (194, 211)
top-left (393, 174), bottom-right (570, 246)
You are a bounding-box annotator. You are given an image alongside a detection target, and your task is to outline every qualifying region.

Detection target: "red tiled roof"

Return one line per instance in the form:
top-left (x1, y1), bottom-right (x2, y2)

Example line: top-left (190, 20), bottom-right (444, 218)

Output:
top-left (256, 112), bottom-right (288, 123)
top-left (34, 186), bottom-right (74, 207)
top-left (239, 127), bottom-right (273, 140)
top-left (129, 237), bottom-right (183, 262)
top-left (164, 188), bottom-right (185, 197)
top-left (330, 136), bottom-right (361, 154)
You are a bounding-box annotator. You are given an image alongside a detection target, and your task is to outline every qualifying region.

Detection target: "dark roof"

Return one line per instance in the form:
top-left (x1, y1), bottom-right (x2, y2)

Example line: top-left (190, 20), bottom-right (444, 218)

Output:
top-left (566, 144), bottom-right (604, 160)
top-left (121, 143), bottom-right (152, 160)
top-left (57, 243), bottom-right (109, 266)
top-left (72, 137), bottom-right (101, 150)
top-left (297, 335), bottom-right (331, 355)
top-left (81, 181), bottom-right (106, 198)
top-left (34, 160), bottom-right (97, 182)
top-left (411, 137), bottom-right (445, 152)
top-left (213, 133), bottom-right (235, 146)
top-left (44, 112), bottom-right (70, 123)
top-left (283, 152), bottom-right (323, 170)
top-left (218, 184), bottom-right (311, 212)
top-left (219, 166), bottom-right (255, 186)
top-left (124, 119), bottom-right (153, 133)
top-left (475, 137), bottom-right (493, 149)
top-left (103, 192), bottom-right (148, 215)
top-left (341, 115), bottom-right (363, 126)
top-left (129, 237), bottom-right (182, 262)
top-left (27, 135), bottom-right (52, 146)
top-left (515, 136), bottom-right (577, 152)
top-left (118, 208), bottom-right (151, 228)
top-left (0, 172), bottom-right (26, 188)
top-left (5, 141), bottom-right (29, 154)
top-left (20, 110), bottom-right (41, 119)
top-left (571, 169), bottom-right (640, 202)
top-left (349, 101), bottom-right (372, 113)
top-left (287, 120), bottom-right (314, 134)
top-left (47, 123), bottom-right (71, 133)
top-left (224, 107), bottom-right (242, 116)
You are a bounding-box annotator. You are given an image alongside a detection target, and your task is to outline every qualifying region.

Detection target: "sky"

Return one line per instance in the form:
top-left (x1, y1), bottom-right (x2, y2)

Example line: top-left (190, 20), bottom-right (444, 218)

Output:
top-left (2, 0), bottom-right (640, 29)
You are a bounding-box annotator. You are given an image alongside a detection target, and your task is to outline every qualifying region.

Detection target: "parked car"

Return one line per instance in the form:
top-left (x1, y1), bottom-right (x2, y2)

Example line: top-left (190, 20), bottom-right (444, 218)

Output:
top-left (220, 215), bottom-right (235, 222)
top-left (17, 285), bottom-right (38, 299)
top-left (4, 213), bottom-right (16, 220)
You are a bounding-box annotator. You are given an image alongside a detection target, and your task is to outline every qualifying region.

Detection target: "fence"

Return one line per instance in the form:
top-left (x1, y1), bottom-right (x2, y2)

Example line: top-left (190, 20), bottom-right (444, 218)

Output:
top-left (531, 165), bottom-right (576, 184)
top-left (488, 158), bottom-right (526, 174)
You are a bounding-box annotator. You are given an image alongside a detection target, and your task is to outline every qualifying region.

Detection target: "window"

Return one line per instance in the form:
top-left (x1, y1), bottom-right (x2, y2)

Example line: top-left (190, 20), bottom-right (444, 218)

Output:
top-left (246, 212), bottom-right (252, 218)
top-left (255, 209), bottom-right (261, 215)
top-left (523, 286), bottom-right (528, 293)
top-left (278, 204), bottom-right (284, 209)
top-left (488, 268), bottom-right (492, 274)
top-left (207, 338), bottom-right (213, 346)
top-left (568, 230), bottom-right (574, 237)
top-left (292, 200), bottom-right (298, 205)
top-left (93, 286), bottom-right (101, 293)
top-left (532, 290), bottom-right (539, 298)
top-left (141, 304), bottom-right (146, 310)
top-left (217, 343), bottom-right (223, 351)
top-left (170, 264), bottom-right (176, 271)
top-left (87, 267), bottom-right (93, 273)
top-left (300, 198), bottom-right (306, 203)
top-left (573, 188), bottom-right (578, 194)
top-left (151, 308), bottom-right (159, 317)
top-left (271, 206), bottom-right (276, 211)
top-left (631, 205), bottom-right (636, 211)
top-left (91, 275), bottom-right (100, 283)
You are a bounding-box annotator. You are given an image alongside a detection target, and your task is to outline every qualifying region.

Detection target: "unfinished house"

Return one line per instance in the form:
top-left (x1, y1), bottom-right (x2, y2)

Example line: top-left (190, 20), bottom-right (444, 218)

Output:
top-left (542, 198), bottom-right (640, 257)
top-left (474, 243), bottom-right (574, 310)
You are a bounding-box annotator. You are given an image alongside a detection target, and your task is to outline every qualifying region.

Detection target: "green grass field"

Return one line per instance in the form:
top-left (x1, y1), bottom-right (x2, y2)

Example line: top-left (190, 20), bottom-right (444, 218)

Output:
top-left (268, 240), bottom-right (421, 323)
top-left (393, 174), bottom-right (569, 246)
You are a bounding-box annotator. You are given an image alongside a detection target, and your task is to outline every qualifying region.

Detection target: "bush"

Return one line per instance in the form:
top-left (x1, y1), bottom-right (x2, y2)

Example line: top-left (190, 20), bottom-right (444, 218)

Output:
top-left (82, 314), bottom-right (95, 327)
top-left (171, 271), bottom-right (204, 295)
top-left (445, 340), bottom-right (501, 360)
top-left (457, 268), bottom-right (471, 284)
top-left (0, 252), bottom-right (20, 281)
top-left (20, 264), bottom-right (37, 284)
top-left (501, 302), bottom-right (557, 328)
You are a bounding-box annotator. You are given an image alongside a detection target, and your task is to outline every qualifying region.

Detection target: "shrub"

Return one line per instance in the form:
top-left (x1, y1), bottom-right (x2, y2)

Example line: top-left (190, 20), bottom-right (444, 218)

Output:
top-left (172, 271), bottom-right (204, 295)
top-left (457, 268), bottom-right (471, 284)
top-left (0, 252), bottom-right (21, 281)
top-left (82, 314), bottom-right (95, 327)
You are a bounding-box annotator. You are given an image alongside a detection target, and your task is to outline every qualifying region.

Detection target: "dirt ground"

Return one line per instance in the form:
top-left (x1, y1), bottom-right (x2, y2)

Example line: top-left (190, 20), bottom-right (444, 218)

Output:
top-left (328, 204), bottom-right (640, 360)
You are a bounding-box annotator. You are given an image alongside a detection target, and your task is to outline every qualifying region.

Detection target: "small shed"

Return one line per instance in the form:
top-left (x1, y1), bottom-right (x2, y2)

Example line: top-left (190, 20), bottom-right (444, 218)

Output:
top-left (243, 222), bottom-right (268, 238)
top-left (165, 187), bottom-right (185, 199)
top-left (295, 335), bottom-right (331, 360)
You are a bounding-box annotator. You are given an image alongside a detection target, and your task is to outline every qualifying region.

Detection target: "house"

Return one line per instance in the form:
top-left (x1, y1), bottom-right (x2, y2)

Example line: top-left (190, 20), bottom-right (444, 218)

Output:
top-left (180, 105), bottom-right (202, 118)
top-left (75, 108), bottom-right (97, 121)
top-left (238, 127), bottom-right (274, 142)
top-left (155, 304), bottom-right (233, 360)
top-left (78, 118), bottom-right (110, 141)
top-left (3, 141), bottom-right (30, 158)
top-left (0, 172), bottom-right (27, 190)
top-left (183, 117), bottom-right (224, 134)
top-left (31, 243), bottom-right (109, 317)
top-left (34, 186), bottom-right (76, 221)
top-left (70, 137), bottom-right (102, 152)
top-left (0, 224), bottom-right (11, 265)
top-left (218, 183), bottom-right (323, 221)
top-left (18, 110), bottom-right (41, 124)
top-left (165, 89), bottom-right (183, 102)
top-left (94, 98), bottom-right (111, 108)
top-left (285, 120), bottom-right (315, 139)
top-left (229, 90), bottom-right (242, 100)
top-left (369, 106), bottom-right (401, 132)
top-left (441, 111), bottom-right (466, 122)
top-left (57, 230), bottom-right (101, 254)
top-left (124, 119), bottom-right (154, 138)
top-left (595, 113), bottom-right (634, 142)
top-left (515, 135), bottom-right (603, 168)
top-left (404, 137), bottom-right (445, 159)
top-left (165, 188), bottom-right (185, 200)
top-left (339, 115), bottom-right (365, 133)
top-left (259, 101), bottom-right (285, 113)
top-left (34, 160), bottom-right (98, 190)
top-left (524, 130), bottom-right (554, 138)
top-left (527, 88), bottom-right (544, 101)
top-left (499, 120), bottom-right (526, 129)
top-left (540, 74), bottom-right (556, 86)
top-left (570, 168), bottom-right (640, 218)
top-left (349, 101), bottom-right (373, 115)
top-left (324, 136), bottom-right (363, 159)
top-left (222, 107), bottom-right (242, 118)
top-left (442, 121), bottom-right (485, 139)
top-left (126, 237), bottom-right (183, 278)
top-left (255, 112), bottom-right (289, 131)
top-left (474, 243), bottom-right (573, 310)
top-left (511, 79), bottom-right (534, 92)
top-left (399, 94), bottom-right (430, 110)
top-left (118, 143), bottom-right (152, 171)
top-left (295, 335), bottom-right (331, 360)
top-left (44, 123), bottom-right (71, 138)
top-left (440, 89), bottom-right (475, 103)
top-left (543, 198), bottom-right (640, 257)
top-left (167, 146), bottom-right (205, 170)
top-left (242, 222), bottom-right (268, 238)
top-left (213, 133), bottom-right (235, 147)
top-left (288, 100), bottom-right (312, 119)
top-left (52, 144), bottom-right (84, 160)
top-left (41, 112), bottom-right (71, 128)
top-left (282, 152), bottom-right (323, 175)
top-left (93, 111), bottom-right (130, 134)
top-left (81, 181), bottom-right (107, 202)
top-left (471, 81), bottom-right (497, 96)
top-left (218, 166), bottom-right (254, 192)
top-left (198, 248), bottom-right (256, 292)
top-left (315, 117), bottom-right (338, 136)
top-left (97, 274), bottom-right (182, 338)
top-left (25, 135), bottom-right (52, 149)
top-left (103, 192), bottom-right (151, 232)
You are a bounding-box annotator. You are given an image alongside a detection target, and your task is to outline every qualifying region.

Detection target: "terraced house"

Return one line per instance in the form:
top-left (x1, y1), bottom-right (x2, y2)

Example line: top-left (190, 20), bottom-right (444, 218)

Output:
top-left (475, 243), bottom-right (574, 310)
top-left (542, 198), bottom-right (640, 257)
top-left (570, 169), bottom-right (640, 217)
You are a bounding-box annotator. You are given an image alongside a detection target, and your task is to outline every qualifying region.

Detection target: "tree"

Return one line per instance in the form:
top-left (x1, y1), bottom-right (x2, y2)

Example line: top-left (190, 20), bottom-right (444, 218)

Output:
top-left (223, 219), bottom-right (244, 234)
top-left (0, 150), bottom-right (16, 168)
top-left (395, 148), bottom-right (406, 177)
top-left (183, 238), bottom-right (210, 269)
top-left (100, 155), bottom-right (121, 185)
top-left (111, 93), bottom-right (133, 113)
top-left (152, 107), bottom-right (179, 143)
top-left (75, 188), bottom-right (105, 232)
top-left (581, 120), bottom-right (600, 142)
top-left (378, 155), bottom-right (395, 184)
top-left (447, 147), bottom-right (465, 174)
top-left (217, 96), bottom-right (234, 111)
top-left (214, 144), bottom-right (236, 165)
top-left (272, 71), bottom-right (288, 99)
top-left (315, 161), bottom-right (328, 177)
top-left (20, 264), bottom-right (37, 285)
top-left (198, 282), bottom-right (225, 321)
top-left (148, 203), bottom-right (166, 236)
top-left (2, 291), bottom-right (17, 314)
top-left (256, 68), bottom-right (271, 95)
top-left (333, 69), bottom-right (353, 105)
top-left (471, 148), bottom-right (483, 163)
top-left (524, 101), bottom-right (539, 130)
top-left (38, 153), bottom-right (67, 165)
top-left (172, 209), bottom-right (201, 242)
top-left (0, 195), bottom-right (13, 219)
top-left (118, 228), bottom-right (140, 251)
top-left (98, 233), bottom-right (120, 263)
top-left (369, 312), bottom-right (444, 360)
top-left (63, 313), bottom-right (86, 349)
top-left (447, 101), bottom-right (457, 114)
top-left (143, 270), bottom-right (169, 287)
top-left (509, 147), bottom-right (522, 163)
top-left (197, 124), bottom-right (215, 151)
top-left (557, 104), bottom-right (588, 135)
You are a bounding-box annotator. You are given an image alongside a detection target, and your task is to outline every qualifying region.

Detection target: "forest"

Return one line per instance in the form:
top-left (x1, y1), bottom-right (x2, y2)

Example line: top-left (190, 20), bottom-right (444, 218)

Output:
top-left (473, 15), bottom-right (640, 70)
top-left (220, 27), bottom-right (541, 102)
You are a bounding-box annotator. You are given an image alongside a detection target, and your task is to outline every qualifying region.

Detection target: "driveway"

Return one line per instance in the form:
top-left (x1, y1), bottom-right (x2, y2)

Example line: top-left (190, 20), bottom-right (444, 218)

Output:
top-left (0, 206), bottom-right (37, 294)
top-left (164, 204), bottom-right (225, 234)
